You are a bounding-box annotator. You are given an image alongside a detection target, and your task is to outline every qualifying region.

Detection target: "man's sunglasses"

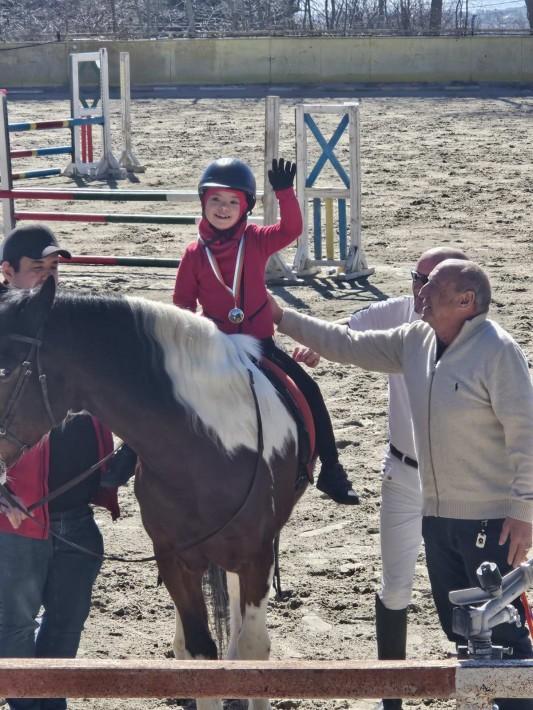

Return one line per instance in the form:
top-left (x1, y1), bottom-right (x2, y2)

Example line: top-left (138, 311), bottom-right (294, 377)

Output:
top-left (411, 270), bottom-right (429, 285)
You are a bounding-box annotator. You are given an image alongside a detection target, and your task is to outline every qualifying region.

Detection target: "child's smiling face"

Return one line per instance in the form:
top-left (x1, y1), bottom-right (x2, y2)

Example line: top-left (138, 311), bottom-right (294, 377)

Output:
top-left (204, 190), bottom-right (244, 230)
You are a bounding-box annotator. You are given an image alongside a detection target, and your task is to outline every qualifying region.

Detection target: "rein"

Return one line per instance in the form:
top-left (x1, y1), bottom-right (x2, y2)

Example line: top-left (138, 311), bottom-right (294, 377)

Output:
top-left (27, 447), bottom-right (119, 513)
top-left (0, 481), bottom-right (156, 563)
top-left (0, 343), bottom-right (265, 564)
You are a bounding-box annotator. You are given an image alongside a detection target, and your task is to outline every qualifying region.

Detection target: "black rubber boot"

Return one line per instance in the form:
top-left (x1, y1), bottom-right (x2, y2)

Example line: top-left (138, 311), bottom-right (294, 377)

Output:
top-left (100, 443), bottom-right (138, 488)
top-left (376, 594), bottom-right (408, 710)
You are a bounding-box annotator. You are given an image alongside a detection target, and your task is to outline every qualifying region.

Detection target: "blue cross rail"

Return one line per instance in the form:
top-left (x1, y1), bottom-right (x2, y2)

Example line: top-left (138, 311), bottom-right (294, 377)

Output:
top-left (305, 113), bottom-right (350, 189)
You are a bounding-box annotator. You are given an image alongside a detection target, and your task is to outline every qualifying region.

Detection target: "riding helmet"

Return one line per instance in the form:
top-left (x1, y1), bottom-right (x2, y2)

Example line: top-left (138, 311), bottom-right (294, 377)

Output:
top-left (198, 158), bottom-right (256, 212)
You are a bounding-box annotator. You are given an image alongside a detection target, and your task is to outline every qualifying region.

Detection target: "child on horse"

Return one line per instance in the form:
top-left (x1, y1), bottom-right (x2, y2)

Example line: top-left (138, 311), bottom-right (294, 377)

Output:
top-left (173, 157), bottom-right (358, 505)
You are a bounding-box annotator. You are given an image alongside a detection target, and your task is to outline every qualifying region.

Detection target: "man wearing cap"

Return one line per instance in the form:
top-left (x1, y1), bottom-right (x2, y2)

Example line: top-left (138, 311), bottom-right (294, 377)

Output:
top-left (0, 224), bottom-right (120, 710)
top-left (0, 223), bottom-right (72, 288)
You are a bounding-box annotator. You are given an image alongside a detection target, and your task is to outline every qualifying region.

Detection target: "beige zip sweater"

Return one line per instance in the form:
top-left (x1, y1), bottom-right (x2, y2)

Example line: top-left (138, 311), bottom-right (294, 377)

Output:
top-left (279, 309), bottom-right (533, 522)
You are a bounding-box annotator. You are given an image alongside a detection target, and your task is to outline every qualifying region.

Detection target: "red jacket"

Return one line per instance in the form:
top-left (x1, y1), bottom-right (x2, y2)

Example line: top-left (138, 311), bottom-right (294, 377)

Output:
top-left (0, 417), bottom-right (119, 540)
top-left (173, 187), bottom-right (302, 338)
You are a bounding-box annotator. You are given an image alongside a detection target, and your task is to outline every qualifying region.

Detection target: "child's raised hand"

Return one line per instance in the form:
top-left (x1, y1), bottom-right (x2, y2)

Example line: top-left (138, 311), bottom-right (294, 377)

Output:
top-left (268, 158), bottom-right (296, 191)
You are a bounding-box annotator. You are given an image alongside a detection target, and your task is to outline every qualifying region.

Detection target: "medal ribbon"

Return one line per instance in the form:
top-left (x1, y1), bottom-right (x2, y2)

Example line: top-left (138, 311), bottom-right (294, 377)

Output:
top-left (202, 236), bottom-right (245, 310)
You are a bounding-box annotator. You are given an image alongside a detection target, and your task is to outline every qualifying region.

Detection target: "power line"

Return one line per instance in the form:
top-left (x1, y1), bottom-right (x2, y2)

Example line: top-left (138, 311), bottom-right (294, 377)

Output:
top-left (466, 3), bottom-right (524, 9)
top-left (467, 1), bottom-right (523, 6)
top-left (465, 0), bottom-right (524, 7)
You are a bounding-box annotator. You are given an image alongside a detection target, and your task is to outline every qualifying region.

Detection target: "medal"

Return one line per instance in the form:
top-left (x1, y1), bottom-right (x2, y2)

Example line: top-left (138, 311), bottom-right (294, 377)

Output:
top-left (202, 236), bottom-right (246, 325)
top-left (228, 307), bottom-right (245, 324)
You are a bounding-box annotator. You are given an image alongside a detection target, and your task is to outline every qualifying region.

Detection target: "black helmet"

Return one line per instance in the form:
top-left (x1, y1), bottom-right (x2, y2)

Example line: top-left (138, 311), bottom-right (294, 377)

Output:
top-left (198, 158), bottom-right (256, 212)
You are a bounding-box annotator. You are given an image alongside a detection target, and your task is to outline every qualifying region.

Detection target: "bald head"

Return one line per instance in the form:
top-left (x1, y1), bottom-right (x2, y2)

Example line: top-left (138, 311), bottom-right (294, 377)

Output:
top-left (436, 259), bottom-right (492, 315)
top-left (417, 247), bottom-right (468, 272)
top-left (412, 247), bottom-right (468, 314)
top-left (419, 259), bottom-right (491, 343)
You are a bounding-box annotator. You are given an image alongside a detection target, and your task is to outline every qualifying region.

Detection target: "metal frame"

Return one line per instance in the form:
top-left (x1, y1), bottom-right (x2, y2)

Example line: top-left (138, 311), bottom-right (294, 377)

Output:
top-left (294, 102), bottom-right (374, 281)
top-left (263, 95), bottom-right (296, 283)
top-left (64, 48), bottom-right (123, 180)
top-left (0, 92), bottom-right (15, 233)
top-left (118, 52), bottom-right (145, 173)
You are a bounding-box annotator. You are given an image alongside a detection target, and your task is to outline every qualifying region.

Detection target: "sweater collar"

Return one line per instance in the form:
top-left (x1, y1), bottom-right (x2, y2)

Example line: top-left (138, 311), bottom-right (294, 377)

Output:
top-left (437, 311), bottom-right (489, 354)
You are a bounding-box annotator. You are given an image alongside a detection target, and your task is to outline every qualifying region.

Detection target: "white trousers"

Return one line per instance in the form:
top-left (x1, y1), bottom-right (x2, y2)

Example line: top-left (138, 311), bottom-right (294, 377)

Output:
top-left (379, 461), bottom-right (423, 611)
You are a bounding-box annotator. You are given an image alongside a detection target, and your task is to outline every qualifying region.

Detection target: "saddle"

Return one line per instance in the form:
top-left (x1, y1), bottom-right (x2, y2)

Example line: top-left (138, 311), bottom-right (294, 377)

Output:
top-left (258, 357), bottom-right (317, 484)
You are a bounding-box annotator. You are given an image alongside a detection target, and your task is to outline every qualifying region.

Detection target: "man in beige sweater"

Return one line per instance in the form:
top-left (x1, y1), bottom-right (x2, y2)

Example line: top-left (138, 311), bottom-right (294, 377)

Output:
top-left (270, 260), bottom-right (533, 708)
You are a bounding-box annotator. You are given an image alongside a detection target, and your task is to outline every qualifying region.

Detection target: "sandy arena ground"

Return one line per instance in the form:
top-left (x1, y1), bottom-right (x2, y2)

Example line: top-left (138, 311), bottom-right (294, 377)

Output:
top-left (1, 89), bottom-right (533, 710)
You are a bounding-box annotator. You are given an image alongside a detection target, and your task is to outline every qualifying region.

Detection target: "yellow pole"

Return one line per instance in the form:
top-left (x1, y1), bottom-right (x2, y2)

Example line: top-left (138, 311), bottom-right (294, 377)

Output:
top-left (325, 198), bottom-right (334, 260)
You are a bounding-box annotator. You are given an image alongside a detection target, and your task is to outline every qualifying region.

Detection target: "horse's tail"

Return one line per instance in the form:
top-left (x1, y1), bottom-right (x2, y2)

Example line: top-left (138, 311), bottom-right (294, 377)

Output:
top-left (204, 563), bottom-right (229, 654)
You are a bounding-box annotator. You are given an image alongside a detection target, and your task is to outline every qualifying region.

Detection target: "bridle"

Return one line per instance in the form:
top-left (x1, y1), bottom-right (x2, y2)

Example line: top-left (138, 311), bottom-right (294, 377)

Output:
top-left (0, 337), bottom-right (268, 564)
top-left (0, 332), bottom-right (56, 453)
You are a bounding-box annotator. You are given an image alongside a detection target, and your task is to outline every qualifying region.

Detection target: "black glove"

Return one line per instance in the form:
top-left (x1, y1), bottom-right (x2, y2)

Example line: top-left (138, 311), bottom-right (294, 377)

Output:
top-left (268, 158), bottom-right (296, 191)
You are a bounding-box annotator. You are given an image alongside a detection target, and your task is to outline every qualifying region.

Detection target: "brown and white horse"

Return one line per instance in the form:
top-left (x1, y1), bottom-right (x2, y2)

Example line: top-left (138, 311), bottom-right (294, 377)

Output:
top-left (0, 277), bottom-right (307, 710)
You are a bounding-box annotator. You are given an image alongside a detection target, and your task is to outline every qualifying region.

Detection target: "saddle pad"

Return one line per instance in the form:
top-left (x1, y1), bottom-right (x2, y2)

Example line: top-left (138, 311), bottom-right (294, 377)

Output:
top-left (259, 357), bottom-right (316, 481)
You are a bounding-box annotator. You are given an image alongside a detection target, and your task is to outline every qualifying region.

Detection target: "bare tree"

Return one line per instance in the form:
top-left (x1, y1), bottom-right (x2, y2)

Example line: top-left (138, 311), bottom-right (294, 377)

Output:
top-left (525, 0), bottom-right (533, 29)
top-left (184, 0), bottom-right (195, 35)
top-left (378, 0), bottom-right (387, 27)
top-left (429, 0), bottom-right (442, 32)
top-left (0, 0), bottom-right (527, 41)
top-left (303, 0), bottom-right (314, 28)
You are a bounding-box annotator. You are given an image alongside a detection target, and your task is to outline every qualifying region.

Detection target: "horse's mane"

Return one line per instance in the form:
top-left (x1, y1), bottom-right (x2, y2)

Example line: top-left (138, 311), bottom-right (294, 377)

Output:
top-left (45, 290), bottom-right (295, 461)
top-left (127, 296), bottom-right (294, 460)
top-left (0, 285), bottom-right (35, 314)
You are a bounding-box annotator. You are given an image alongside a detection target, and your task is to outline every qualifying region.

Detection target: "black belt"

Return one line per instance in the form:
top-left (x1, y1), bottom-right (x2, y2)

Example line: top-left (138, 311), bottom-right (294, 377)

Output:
top-left (390, 443), bottom-right (418, 469)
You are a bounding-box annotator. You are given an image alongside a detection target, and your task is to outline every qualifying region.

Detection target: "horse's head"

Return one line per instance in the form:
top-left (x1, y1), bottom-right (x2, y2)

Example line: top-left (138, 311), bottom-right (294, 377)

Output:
top-left (0, 276), bottom-right (57, 471)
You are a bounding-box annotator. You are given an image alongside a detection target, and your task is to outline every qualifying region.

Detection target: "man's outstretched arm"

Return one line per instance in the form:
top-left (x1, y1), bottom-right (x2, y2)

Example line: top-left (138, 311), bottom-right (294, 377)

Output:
top-left (268, 294), bottom-right (405, 374)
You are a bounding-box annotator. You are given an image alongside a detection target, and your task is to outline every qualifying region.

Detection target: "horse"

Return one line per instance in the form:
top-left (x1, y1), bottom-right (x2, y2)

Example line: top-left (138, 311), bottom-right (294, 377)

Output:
top-left (0, 276), bottom-right (308, 710)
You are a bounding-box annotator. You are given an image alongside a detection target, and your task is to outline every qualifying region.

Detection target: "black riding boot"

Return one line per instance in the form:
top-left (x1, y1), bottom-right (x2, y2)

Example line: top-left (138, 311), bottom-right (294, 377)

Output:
top-left (376, 594), bottom-right (408, 710)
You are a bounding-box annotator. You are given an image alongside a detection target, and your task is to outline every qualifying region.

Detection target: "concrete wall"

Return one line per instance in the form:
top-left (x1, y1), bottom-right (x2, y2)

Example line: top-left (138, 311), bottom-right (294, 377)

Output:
top-left (0, 36), bottom-right (531, 88)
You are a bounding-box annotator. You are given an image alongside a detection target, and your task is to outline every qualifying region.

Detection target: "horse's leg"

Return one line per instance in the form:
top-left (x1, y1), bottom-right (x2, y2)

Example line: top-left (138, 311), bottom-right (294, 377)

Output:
top-left (156, 554), bottom-right (222, 710)
top-left (172, 607), bottom-right (186, 659)
top-left (226, 571), bottom-right (243, 660)
top-left (237, 547), bottom-right (275, 710)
